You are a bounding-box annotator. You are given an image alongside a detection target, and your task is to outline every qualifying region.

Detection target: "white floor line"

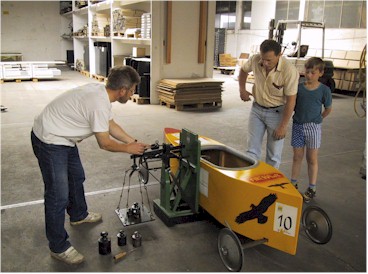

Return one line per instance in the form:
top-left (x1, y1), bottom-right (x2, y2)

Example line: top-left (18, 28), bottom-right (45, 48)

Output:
top-left (0, 181), bottom-right (159, 210)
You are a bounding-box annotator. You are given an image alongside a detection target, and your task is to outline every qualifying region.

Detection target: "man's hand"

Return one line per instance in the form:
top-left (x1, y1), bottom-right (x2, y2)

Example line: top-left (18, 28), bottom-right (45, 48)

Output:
top-left (135, 140), bottom-right (151, 150)
top-left (240, 90), bottom-right (252, 102)
top-left (273, 125), bottom-right (287, 140)
top-left (126, 141), bottom-right (146, 155)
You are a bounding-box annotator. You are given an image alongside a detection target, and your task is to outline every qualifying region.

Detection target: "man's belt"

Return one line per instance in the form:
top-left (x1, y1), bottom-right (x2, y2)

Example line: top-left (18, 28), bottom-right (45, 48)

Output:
top-left (254, 102), bottom-right (283, 109)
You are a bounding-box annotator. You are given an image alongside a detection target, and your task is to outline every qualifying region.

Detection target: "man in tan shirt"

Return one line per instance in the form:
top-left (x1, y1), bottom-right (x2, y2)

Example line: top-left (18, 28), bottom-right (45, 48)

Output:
top-left (238, 39), bottom-right (299, 168)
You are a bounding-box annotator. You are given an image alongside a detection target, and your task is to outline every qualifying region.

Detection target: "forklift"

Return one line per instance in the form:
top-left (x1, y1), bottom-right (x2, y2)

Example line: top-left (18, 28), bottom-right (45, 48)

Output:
top-left (269, 19), bottom-right (335, 92)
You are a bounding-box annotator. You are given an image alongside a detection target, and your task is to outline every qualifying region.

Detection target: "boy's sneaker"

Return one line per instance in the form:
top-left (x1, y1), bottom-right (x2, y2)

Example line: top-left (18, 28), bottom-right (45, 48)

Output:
top-left (70, 212), bottom-right (102, 226)
top-left (50, 246), bottom-right (84, 265)
top-left (290, 179), bottom-right (298, 189)
top-left (303, 188), bottom-right (316, 203)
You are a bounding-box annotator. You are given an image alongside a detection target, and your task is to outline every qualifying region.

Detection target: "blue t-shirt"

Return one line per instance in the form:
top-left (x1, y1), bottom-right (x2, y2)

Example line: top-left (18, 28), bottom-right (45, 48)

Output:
top-left (293, 82), bottom-right (332, 124)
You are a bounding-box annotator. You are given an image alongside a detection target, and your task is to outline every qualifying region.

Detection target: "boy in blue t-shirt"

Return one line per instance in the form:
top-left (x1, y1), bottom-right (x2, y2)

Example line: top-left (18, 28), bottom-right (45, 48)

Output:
top-left (290, 57), bottom-right (332, 202)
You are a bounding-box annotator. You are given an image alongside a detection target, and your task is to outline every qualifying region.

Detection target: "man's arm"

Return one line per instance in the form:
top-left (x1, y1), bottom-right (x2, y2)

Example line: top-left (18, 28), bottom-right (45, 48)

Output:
top-left (109, 119), bottom-right (135, 143)
top-left (238, 68), bottom-right (252, 102)
top-left (94, 131), bottom-right (145, 154)
top-left (273, 94), bottom-right (296, 140)
top-left (94, 119), bottom-right (145, 154)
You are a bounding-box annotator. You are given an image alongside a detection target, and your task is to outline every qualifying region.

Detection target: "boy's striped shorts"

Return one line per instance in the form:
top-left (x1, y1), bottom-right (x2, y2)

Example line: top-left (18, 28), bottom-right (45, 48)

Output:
top-left (291, 122), bottom-right (322, 149)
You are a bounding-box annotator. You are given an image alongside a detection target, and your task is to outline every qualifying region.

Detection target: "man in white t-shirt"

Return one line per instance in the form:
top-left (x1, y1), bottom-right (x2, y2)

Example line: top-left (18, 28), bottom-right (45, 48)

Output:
top-left (31, 66), bottom-right (147, 265)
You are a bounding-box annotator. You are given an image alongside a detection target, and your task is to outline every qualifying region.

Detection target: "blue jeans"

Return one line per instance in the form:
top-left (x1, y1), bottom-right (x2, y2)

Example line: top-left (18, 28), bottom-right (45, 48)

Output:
top-left (31, 131), bottom-right (88, 253)
top-left (246, 103), bottom-right (285, 168)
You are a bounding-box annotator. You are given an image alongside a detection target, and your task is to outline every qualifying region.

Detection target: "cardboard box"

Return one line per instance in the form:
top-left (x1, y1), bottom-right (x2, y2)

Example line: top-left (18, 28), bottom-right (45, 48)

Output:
top-left (239, 53), bottom-right (249, 59)
top-left (334, 79), bottom-right (341, 89)
top-left (332, 70), bottom-right (344, 80)
top-left (114, 55), bottom-right (129, 67)
top-left (341, 80), bottom-right (359, 91)
top-left (219, 54), bottom-right (237, 67)
top-left (344, 70), bottom-right (360, 82)
top-left (237, 52), bottom-right (249, 66)
top-left (132, 47), bottom-right (145, 57)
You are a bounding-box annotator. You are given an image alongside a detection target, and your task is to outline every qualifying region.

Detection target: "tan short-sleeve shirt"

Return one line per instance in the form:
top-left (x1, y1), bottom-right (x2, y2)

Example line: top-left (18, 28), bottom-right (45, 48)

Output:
top-left (242, 54), bottom-right (299, 107)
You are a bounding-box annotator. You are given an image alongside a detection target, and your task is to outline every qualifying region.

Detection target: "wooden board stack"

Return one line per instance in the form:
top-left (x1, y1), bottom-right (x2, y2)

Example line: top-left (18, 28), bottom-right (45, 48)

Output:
top-left (157, 78), bottom-right (224, 111)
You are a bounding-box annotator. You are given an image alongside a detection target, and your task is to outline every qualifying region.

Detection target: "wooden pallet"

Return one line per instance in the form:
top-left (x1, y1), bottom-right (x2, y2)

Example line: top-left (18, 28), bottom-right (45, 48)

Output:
top-left (160, 99), bottom-right (222, 111)
top-left (158, 91), bottom-right (221, 102)
top-left (131, 94), bottom-right (150, 104)
top-left (1, 78), bottom-right (31, 83)
top-left (80, 70), bottom-right (90, 77)
top-left (92, 74), bottom-right (106, 82)
top-left (214, 66), bottom-right (237, 75)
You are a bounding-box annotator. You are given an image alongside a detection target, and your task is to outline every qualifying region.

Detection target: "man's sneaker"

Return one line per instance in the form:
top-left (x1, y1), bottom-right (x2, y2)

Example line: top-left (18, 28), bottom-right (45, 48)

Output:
top-left (50, 246), bottom-right (84, 265)
top-left (303, 188), bottom-right (316, 203)
top-left (70, 212), bottom-right (102, 226)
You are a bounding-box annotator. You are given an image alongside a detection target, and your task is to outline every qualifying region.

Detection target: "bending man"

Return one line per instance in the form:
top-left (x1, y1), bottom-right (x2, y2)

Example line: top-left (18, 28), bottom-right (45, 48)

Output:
top-left (31, 66), bottom-right (147, 265)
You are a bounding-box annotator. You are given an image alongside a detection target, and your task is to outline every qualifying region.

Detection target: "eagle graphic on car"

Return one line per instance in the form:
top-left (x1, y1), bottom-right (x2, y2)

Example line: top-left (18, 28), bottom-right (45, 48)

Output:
top-left (235, 194), bottom-right (278, 224)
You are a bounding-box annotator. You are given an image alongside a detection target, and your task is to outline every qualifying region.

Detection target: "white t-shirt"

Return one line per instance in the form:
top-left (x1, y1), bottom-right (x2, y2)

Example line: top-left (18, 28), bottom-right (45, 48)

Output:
top-left (33, 83), bottom-right (112, 146)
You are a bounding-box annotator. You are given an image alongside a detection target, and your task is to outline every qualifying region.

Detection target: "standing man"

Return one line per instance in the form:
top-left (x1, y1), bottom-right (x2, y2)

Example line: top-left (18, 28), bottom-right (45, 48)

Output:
top-left (239, 39), bottom-right (299, 168)
top-left (31, 66), bottom-right (147, 265)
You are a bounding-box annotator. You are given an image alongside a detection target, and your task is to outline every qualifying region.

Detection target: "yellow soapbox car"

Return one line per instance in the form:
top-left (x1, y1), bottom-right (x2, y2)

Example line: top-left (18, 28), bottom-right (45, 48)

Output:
top-left (123, 128), bottom-right (332, 271)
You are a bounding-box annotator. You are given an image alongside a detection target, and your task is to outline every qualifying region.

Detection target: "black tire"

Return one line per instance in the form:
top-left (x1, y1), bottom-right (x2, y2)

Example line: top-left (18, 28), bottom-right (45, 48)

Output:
top-left (319, 76), bottom-right (336, 93)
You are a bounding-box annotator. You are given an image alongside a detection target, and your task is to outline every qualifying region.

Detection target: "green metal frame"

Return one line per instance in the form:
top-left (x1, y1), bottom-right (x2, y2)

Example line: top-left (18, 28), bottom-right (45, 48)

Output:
top-left (153, 129), bottom-right (201, 223)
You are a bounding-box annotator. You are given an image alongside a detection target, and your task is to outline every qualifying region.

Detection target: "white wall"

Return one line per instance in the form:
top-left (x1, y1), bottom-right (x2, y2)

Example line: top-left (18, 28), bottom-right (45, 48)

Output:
top-left (150, 1), bottom-right (215, 104)
top-left (250, 0), bottom-right (276, 30)
top-left (159, 1), bottom-right (215, 79)
top-left (1, 1), bottom-right (63, 61)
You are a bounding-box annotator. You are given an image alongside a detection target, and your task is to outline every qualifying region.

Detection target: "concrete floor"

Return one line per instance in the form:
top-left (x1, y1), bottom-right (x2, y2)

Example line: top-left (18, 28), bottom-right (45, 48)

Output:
top-left (1, 68), bottom-right (366, 272)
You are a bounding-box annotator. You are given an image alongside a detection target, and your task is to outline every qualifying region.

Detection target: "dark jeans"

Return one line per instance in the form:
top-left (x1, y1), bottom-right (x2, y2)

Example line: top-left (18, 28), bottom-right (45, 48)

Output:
top-left (31, 131), bottom-right (88, 253)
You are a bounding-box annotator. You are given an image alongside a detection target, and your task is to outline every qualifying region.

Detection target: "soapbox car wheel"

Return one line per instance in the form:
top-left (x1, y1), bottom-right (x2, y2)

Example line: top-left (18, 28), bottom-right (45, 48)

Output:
top-left (218, 228), bottom-right (244, 272)
top-left (302, 206), bottom-right (332, 244)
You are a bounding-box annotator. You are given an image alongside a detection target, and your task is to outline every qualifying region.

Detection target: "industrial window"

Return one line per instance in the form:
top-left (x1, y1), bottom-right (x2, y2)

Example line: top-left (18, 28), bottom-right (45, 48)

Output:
top-left (305, 0), bottom-right (366, 28)
top-left (241, 1), bottom-right (252, 30)
top-left (275, 0), bottom-right (300, 28)
top-left (341, 1), bottom-right (365, 28)
top-left (323, 1), bottom-right (342, 28)
top-left (305, 1), bottom-right (324, 23)
top-left (215, 1), bottom-right (237, 30)
top-left (361, 0), bottom-right (367, 28)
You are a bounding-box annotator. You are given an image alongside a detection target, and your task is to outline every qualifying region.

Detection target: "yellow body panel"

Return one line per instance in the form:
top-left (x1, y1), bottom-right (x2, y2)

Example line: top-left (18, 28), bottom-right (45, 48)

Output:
top-left (164, 129), bottom-right (303, 255)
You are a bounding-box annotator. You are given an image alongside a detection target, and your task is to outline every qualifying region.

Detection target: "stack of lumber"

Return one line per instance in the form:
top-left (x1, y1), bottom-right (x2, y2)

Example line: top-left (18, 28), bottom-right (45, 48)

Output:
top-left (157, 78), bottom-right (224, 111)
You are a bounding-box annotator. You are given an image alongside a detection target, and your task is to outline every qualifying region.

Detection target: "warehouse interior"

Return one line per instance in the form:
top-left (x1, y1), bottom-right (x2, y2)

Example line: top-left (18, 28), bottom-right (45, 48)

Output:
top-left (1, 0), bottom-right (367, 272)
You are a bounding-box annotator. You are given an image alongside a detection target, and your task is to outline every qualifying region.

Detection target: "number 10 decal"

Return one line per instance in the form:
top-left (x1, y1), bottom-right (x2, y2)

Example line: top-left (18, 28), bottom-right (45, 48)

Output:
top-left (273, 202), bottom-right (298, 237)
